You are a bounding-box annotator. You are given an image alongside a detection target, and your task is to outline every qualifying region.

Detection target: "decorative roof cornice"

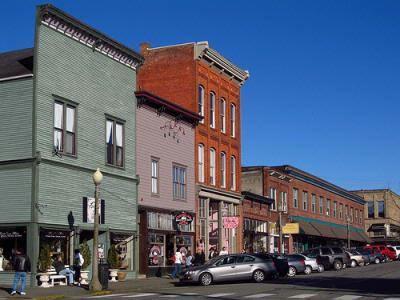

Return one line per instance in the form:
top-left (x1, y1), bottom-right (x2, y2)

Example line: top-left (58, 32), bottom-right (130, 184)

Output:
top-left (273, 165), bottom-right (366, 205)
top-left (135, 91), bottom-right (202, 126)
top-left (194, 42), bottom-right (249, 85)
top-left (242, 191), bottom-right (273, 205)
top-left (38, 4), bottom-right (144, 70)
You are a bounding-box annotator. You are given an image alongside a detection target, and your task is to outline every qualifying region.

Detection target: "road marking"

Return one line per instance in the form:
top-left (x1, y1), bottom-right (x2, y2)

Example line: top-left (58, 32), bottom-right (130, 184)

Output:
top-left (334, 296), bottom-right (362, 300)
top-left (289, 295), bottom-right (317, 299)
top-left (160, 296), bottom-right (178, 298)
top-left (182, 293), bottom-right (199, 296)
top-left (122, 294), bottom-right (159, 298)
top-left (384, 299), bottom-right (400, 300)
top-left (244, 294), bottom-right (276, 298)
top-left (207, 293), bottom-right (235, 298)
top-left (90, 294), bottom-right (127, 298)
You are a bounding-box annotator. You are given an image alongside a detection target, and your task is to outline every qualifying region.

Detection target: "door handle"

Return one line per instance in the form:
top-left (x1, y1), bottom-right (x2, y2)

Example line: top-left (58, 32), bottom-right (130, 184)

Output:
top-left (230, 266), bottom-right (235, 268)
top-left (249, 264), bottom-right (254, 267)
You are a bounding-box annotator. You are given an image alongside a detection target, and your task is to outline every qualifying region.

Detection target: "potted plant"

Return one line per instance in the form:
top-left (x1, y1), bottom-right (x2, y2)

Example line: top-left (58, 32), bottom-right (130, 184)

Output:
top-left (38, 244), bottom-right (52, 287)
top-left (107, 245), bottom-right (119, 282)
top-left (79, 240), bottom-right (91, 284)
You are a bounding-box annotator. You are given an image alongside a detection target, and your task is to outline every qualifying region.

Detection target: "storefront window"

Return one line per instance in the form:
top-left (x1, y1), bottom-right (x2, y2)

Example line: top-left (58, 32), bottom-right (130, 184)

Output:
top-left (0, 227), bottom-right (27, 271)
top-left (148, 233), bottom-right (165, 267)
top-left (110, 233), bottom-right (134, 271)
top-left (40, 230), bottom-right (71, 265)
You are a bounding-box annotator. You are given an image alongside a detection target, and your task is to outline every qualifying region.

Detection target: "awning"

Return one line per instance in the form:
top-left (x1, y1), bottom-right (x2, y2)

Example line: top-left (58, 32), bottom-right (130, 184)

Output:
top-left (331, 227), bottom-right (348, 240)
top-left (357, 231), bottom-right (371, 243)
top-left (312, 222), bottom-right (337, 239)
top-left (367, 223), bottom-right (385, 232)
top-left (297, 220), bottom-right (321, 237)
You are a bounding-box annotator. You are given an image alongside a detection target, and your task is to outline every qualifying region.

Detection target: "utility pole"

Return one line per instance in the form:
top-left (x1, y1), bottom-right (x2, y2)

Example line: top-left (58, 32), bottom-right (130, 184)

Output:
top-left (346, 217), bottom-right (351, 249)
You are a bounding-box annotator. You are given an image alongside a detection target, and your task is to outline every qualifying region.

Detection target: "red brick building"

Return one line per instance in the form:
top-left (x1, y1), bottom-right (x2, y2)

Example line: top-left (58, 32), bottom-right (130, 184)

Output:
top-left (242, 165), bottom-right (369, 254)
top-left (138, 42), bottom-right (249, 257)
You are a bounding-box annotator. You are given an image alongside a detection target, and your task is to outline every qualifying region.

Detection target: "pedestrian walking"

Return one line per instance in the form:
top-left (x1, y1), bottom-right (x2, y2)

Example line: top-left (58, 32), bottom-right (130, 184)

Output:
top-left (194, 248), bottom-right (205, 266)
top-left (10, 249), bottom-right (31, 296)
top-left (170, 249), bottom-right (183, 279)
top-left (219, 246), bottom-right (229, 256)
top-left (53, 255), bottom-right (74, 285)
top-left (208, 247), bottom-right (217, 259)
top-left (185, 251), bottom-right (193, 269)
top-left (73, 249), bottom-right (84, 286)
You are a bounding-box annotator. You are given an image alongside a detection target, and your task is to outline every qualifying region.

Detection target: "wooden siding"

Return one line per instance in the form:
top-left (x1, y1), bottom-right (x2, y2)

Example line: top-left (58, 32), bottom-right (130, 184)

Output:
top-left (0, 164), bottom-right (32, 223)
top-left (0, 78), bottom-right (33, 161)
top-left (136, 105), bottom-right (195, 212)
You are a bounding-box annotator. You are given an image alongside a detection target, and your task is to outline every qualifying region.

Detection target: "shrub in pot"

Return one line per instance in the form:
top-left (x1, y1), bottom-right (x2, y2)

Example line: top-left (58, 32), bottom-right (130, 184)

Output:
top-left (79, 240), bottom-right (91, 284)
top-left (38, 244), bottom-right (52, 287)
top-left (107, 245), bottom-right (119, 282)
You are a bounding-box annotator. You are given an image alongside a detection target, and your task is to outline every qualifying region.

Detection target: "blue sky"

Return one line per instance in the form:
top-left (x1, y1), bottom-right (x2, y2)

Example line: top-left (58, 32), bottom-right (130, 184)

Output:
top-left (2, 0), bottom-right (399, 193)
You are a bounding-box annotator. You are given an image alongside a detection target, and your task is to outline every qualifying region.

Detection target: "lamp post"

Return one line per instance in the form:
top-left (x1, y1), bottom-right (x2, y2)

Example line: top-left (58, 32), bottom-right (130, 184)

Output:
top-left (346, 216), bottom-right (351, 249)
top-left (90, 168), bottom-right (103, 292)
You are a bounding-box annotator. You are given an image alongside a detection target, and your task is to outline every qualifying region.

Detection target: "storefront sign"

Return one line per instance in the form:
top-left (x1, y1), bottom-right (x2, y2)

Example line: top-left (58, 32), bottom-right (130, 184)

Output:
top-left (0, 231), bottom-right (22, 239)
top-left (223, 216), bottom-right (239, 229)
top-left (282, 223), bottom-right (300, 234)
top-left (43, 231), bottom-right (67, 239)
top-left (174, 212), bottom-right (193, 226)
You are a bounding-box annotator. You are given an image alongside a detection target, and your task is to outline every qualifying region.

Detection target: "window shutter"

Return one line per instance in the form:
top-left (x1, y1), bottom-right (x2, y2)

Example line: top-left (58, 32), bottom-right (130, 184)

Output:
top-left (83, 197), bottom-right (88, 223)
top-left (101, 199), bottom-right (105, 224)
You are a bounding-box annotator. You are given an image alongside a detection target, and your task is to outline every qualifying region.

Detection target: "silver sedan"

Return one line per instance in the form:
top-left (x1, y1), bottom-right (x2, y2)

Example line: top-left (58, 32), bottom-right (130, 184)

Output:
top-left (180, 254), bottom-right (277, 286)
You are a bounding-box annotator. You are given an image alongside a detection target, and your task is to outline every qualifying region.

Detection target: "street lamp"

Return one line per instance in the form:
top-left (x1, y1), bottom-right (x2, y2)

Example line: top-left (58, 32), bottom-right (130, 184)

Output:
top-left (90, 168), bottom-right (103, 292)
top-left (346, 216), bottom-right (351, 249)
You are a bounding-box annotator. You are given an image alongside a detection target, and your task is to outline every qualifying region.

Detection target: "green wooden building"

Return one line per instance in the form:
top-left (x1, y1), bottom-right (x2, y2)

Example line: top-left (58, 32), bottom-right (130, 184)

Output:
top-left (0, 4), bottom-right (143, 285)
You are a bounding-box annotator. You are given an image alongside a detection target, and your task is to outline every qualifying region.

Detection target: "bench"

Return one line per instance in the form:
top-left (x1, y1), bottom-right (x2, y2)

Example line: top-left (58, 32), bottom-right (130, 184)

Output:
top-left (49, 274), bottom-right (67, 286)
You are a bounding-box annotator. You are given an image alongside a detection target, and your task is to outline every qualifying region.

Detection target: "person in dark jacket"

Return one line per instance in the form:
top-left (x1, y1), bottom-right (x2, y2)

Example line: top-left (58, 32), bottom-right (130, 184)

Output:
top-left (10, 249), bottom-right (31, 296)
top-left (53, 255), bottom-right (74, 285)
top-left (193, 248), bottom-right (205, 266)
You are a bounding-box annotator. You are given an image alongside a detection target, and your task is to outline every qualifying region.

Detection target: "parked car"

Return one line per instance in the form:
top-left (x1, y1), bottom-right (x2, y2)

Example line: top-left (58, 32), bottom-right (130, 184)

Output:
top-left (286, 254), bottom-right (306, 276)
top-left (365, 245), bottom-right (396, 261)
top-left (294, 254), bottom-right (324, 275)
top-left (345, 250), bottom-right (365, 267)
top-left (387, 245), bottom-right (400, 260)
top-left (180, 254), bottom-right (281, 286)
top-left (351, 249), bottom-right (371, 265)
top-left (301, 252), bottom-right (329, 272)
top-left (357, 247), bottom-right (385, 264)
top-left (260, 254), bottom-right (289, 278)
top-left (303, 247), bottom-right (350, 270)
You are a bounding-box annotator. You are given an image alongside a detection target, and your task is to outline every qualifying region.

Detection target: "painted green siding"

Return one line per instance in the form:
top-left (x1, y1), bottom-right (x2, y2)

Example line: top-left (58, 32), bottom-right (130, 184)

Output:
top-left (34, 25), bottom-right (137, 230)
top-left (0, 163), bottom-right (32, 223)
top-left (0, 78), bottom-right (33, 161)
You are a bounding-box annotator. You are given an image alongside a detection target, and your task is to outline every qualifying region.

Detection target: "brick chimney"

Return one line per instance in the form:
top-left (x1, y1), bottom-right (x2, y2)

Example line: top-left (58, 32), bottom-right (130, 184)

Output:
top-left (140, 42), bottom-right (151, 57)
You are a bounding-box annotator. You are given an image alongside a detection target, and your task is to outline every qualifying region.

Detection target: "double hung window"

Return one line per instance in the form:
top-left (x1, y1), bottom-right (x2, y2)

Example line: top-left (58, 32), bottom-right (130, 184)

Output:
top-left (230, 156), bottom-right (236, 191)
top-left (220, 152), bottom-right (226, 188)
top-left (220, 99), bottom-right (226, 133)
top-left (173, 165), bottom-right (186, 199)
top-left (198, 85), bottom-right (204, 123)
top-left (54, 101), bottom-right (76, 155)
top-left (230, 104), bottom-right (236, 138)
top-left (106, 118), bottom-right (124, 167)
top-left (151, 159), bottom-right (159, 194)
top-left (209, 92), bottom-right (216, 128)
top-left (209, 148), bottom-right (216, 185)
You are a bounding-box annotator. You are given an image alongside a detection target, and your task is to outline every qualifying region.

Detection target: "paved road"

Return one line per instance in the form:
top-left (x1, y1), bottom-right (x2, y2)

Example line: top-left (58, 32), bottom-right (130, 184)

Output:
top-left (82, 261), bottom-right (400, 300)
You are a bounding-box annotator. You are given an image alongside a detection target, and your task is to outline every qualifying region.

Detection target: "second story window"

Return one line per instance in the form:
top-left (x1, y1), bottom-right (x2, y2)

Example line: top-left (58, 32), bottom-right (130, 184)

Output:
top-left (198, 144), bottom-right (205, 183)
top-left (281, 191), bottom-right (288, 212)
top-left (326, 199), bottom-right (331, 216)
top-left (151, 158), bottom-right (159, 195)
top-left (303, 191), bottom-right (308, 211)
top-left (350, 207), bottom-right (354, 222)
top-left (319, 196), bottom-right (324, 214)
top-left (106, 118), bottom-right (124, 167)
top-left (209, 148), bottom-right (216, 185)
top-left (293, 188), bottom-right (298, 208)
top-left (209, 92), bottom-right (215, 128)
top-left (173, 165), bottom-right (186, 200)
top-left (345, 205), bottom-right (349, 220)
top-left (230, 103), bottom-right (236, 138)
top-left (355, 209), bottom-right (358, 223)
top-left (230, 155), bottom-right (236, 191)
top-left (311, 194), bottom-right (316, 213)
top-left (333, 201), bottom-right (337, 218)
top-left (54, 101), bottom-right (76, 156)
top-left (220, 98), bottom-right (226, 133)
top-left (220, 152), bottom-right (226, 188)
top-left (339, 203), bottom-right (343, 219)
top-left (270, 188), bottom-right (277, 211)
top-left (378, 201), bottom-right (385, 218)
top-left (198, 85), bottom-right (204, 123)
top-left (367, 202), bottom-right (374, 218)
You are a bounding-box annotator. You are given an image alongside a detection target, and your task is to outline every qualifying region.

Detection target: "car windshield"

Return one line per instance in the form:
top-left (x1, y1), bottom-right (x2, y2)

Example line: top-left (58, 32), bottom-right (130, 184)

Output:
top-left (204, 256), bottom-right (223, 266)
top-left (302, 252), bottom-right (317, 258)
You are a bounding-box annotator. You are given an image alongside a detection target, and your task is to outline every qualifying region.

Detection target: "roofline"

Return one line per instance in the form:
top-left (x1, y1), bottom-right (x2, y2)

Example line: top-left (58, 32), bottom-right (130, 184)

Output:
top-left (241, 191), bottom-right (273, 205)
top-left (147, 41), bottom-right (204, 51)
top-left (351, 189), bottom-right (400, 199)
top-left (38, 4), bottom-right (144, 68)
top-left (272, 165), bottom-right (365, 205)
top-left (135, 91), bottom-right (202, 125)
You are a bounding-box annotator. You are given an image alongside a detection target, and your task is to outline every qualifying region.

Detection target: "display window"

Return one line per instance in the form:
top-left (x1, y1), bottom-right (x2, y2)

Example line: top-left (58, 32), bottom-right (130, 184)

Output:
top-left (0, 227), bottom-right (27, 271)
top-left (40, 230), bottom-right (70, 265)
top-left (110, 233), bottom-right (134, 271)
top-left (148, 233), bottom-right (165, 267)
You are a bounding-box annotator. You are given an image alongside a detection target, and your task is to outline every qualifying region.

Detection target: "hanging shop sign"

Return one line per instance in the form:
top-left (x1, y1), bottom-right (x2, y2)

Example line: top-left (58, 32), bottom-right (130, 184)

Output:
top-left (223, 216), bottom-right (239, 229)
top-left (282, 223), bottom-right (300, 234)
top-left (174, 212), bottom-right (193, 226)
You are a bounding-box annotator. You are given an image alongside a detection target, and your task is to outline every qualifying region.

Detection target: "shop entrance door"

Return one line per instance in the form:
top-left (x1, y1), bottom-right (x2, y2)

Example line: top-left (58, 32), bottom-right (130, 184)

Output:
top-left (166, 233), bottom-right (175, 266)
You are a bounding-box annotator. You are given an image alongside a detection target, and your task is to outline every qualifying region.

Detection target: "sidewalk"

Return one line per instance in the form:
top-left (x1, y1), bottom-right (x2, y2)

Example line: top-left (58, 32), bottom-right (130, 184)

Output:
top-left (0, 277), bottom-right (176, 299)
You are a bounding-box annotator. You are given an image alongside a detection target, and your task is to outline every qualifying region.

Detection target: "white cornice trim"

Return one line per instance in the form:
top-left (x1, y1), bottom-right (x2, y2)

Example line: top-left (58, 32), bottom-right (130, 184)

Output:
top-left (0, 74), bottom-right (33, 82)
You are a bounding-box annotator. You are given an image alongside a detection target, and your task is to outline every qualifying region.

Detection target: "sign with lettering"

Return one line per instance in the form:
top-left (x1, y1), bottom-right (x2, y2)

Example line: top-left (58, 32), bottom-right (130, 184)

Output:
top-left (0, 231), bottom-right (22, 239)
top-left (223, 216), bottom-right (239, 229)
top-left (282, 223), bottom-right (300, 234)
top-left (175, 212), bottom-right (194, 226)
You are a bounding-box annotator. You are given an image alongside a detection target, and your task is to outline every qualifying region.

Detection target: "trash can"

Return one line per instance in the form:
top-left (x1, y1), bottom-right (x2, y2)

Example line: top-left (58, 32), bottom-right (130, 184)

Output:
top-left (98, 263), bottom-right (109, 290)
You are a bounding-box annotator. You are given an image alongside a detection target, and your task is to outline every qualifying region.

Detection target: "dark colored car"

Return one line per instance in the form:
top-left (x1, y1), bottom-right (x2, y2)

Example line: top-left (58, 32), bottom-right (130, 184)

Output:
top-left (357, 247), bottom-right (385, 264)
top-left (254, 254), bottom-right (289, 278)
top-left (303, 247), bottom-right (350, 270)
top-left (286, 254), bottom-right (306, 277)
top-left (302, 251), bottom-right (330, 271)
top-left (180, 254), bottom-right (281, 286)
top-left (365, 245), bottom-right (397, 261)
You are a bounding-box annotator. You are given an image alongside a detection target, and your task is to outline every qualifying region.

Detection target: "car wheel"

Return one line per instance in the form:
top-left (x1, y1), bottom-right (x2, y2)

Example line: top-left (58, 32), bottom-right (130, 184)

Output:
top-left (253, 269), bottom-right (265, 283)
top-left (287, 266), bottom-right (297, 277)
top-left (374, 258), bottom-right (380, 264)
top-left (333, 260), bottom-right (343, 271)
top-left (359, 261), bottom-right (365, 267)
top-left (199, 272), bottom-right (213, 286)
top-left (350, 260), bottom-right (357, 268)
top-left (317, 264), bottom-right (324, 273)
top-left (304, 265), bottom-right (312, 275)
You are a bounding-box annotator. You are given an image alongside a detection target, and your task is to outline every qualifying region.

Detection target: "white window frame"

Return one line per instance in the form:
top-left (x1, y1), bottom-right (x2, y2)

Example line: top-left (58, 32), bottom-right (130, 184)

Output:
top-left (333, 201), bottom-right (337, 218)
top-left (220, 98), bottom-right (226, 133)
top-left (209, 148), bottom-right (216, 185)
top-left (209, 92), bottom-right (215, 129)
top-left (151, 158), bottom-right (159, 195)
top-left (281, 191), bottom-right (287, 212)
top-left (198, 144), bottom-right (204, 183)
top-left (230, 103), bottom-right (236, 138)
top-left (270, 188), bottom-right (277, 211)
top-left (198, 85), bottom-right (204, 123)
top-left (293, 188), bottom-right (298, 208)
top-left (173, 164), bottom-right (187, 200)
top-left (319, 196), bottom-right (324, 214)
top-left (220, 152), bottom-right (226, 188)
top-left (326, 199), bottom-right (331, 216)
top-left (230, 155), bottom-right (236, 191)
top-left (311, 194), bottom-right (316, 213)
top-left (303, 191), bottom-right (308, 211)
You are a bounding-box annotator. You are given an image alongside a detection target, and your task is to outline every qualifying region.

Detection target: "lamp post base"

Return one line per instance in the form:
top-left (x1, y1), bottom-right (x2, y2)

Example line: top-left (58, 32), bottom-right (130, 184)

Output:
top-left (89, 278), bottom-right (102, 292)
